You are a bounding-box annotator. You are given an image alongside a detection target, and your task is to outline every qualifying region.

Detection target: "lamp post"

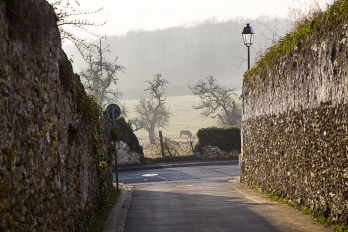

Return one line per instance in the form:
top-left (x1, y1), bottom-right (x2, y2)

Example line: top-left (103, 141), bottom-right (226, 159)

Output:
top-left (242, 23), bottom-right (254, 70)
top-left (240, 23), bottom-right (254, 180)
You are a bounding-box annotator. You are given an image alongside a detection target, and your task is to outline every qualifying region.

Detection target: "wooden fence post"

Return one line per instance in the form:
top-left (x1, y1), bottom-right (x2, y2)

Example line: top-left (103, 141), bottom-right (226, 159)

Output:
top-left (159, 131), bottom-right (165, 158)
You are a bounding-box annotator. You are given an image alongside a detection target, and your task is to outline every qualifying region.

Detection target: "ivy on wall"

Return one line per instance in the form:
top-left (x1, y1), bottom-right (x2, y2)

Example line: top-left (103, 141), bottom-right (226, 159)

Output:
top-left (60, 52), bottom-right (113, 205)
top-left (244, 0), bottom-right (348, 81)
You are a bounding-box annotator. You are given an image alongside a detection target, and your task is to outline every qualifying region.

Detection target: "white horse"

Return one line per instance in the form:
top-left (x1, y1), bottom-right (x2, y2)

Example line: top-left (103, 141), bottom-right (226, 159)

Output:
top-left (172, 102), bottom-right (177, 109)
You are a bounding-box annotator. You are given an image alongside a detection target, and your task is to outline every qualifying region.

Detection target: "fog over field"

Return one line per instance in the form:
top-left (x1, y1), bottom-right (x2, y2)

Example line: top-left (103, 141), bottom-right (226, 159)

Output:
top-left (123, 94), bottom-right (241, 143)
top-left (64, 17), bottom-right (290, 100)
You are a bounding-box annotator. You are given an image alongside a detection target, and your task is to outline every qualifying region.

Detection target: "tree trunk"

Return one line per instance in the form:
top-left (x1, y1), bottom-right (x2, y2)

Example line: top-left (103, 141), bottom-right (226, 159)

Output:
top-left (230, 101), bottom-right (237, 126)
top-left (148, 128), bottom-right (156, 144)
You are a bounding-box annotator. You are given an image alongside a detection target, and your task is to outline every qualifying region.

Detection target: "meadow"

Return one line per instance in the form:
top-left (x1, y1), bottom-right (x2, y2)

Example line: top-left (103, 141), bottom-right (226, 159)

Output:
top-left (123, 94), bottom-right (241, 158)
top-left (124, 95), bottom-right (219, 143)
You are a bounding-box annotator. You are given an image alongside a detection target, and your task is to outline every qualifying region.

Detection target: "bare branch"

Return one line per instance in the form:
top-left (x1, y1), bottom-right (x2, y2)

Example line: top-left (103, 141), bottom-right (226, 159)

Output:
top-left (189, 76), bottom-right (240, 126)
top-left (48, 0), bottom-right (106, 54)
top-left (79, 38), bottom-right (124, 106)
top-left (132, 74), bottom-right (171, 143)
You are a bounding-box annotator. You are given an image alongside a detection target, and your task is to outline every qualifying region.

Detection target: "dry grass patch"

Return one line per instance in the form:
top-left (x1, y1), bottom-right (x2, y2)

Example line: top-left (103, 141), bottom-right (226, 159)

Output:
top-left (124, 94), bottom-right (240, 143)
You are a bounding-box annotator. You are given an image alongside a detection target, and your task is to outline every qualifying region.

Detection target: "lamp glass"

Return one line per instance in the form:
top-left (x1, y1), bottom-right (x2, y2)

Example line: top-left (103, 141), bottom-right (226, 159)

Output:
top-left (242, 33), bottom-right (254, 46)
top-left (242, 23), bottom-right (254, 47)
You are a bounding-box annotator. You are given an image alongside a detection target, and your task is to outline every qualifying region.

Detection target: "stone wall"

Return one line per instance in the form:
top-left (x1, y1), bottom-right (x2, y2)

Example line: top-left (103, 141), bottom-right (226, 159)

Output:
top-left (0, 0), bottom-right (113, 231)
top-left (242, 4), bottom-right (348, 225)
top-left (195, 145), bottom-right (239, 159)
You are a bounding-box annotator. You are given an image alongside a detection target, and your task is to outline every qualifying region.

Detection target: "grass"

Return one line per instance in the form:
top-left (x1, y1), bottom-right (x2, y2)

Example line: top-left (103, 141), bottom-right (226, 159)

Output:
top-left (124, 94), bottom-right (241, 143)
top-left (248, 184), bottom-right (348, 232)
top-left (89, 188), bottom-right (121, 232)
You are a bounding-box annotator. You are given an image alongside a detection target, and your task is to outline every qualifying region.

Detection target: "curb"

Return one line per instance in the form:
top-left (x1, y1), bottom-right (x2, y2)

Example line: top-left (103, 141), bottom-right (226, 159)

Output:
top-left (103, 185), bottom-right (133, 232)
top-left (117, 160), bottom-right (238, 172)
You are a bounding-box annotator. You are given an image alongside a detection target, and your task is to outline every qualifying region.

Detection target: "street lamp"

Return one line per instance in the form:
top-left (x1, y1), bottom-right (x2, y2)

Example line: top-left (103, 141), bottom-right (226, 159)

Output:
top-left (242, 23), bottom-right (254, 70)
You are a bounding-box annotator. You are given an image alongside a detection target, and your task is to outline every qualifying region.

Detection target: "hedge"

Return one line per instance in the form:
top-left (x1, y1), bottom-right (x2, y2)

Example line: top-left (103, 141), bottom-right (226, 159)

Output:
top-left (195, 126), bottom-right (241, 152)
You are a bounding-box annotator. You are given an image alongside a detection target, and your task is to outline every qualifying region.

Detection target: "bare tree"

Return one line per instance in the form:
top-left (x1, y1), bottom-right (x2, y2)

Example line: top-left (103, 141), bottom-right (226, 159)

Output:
top-left (131, 74), bottom-right (171, 143)
top-left (48, 0), bottom-right (105, 53)
top-left (79, 39), bottom-right (124, 106)
top-left (189, 76), bottom-right (240, 126)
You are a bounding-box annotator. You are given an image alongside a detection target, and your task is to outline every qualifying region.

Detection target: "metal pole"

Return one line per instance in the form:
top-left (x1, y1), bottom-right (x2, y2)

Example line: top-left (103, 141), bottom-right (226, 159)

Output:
top-left (113, 119), bottom-right (119, 191)
top-left (247, 46), bottom-right (250, 70)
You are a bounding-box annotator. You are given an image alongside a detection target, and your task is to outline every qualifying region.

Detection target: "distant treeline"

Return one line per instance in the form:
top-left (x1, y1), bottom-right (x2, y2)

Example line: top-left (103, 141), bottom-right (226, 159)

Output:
top-left (65, 17), bottom-right (291, 100)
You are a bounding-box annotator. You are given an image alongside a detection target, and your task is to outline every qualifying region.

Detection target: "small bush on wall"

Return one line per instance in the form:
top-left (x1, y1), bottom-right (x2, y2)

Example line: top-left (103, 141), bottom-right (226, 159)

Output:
top-left (195, 126), bottom-right (241, 152)
top-left (114, 116), bottom-right (144, 159)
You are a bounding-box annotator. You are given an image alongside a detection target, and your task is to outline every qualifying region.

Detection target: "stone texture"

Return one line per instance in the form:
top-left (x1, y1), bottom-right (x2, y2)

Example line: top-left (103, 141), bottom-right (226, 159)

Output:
top-left (195, 146), bottom-right (239, 159)
top-left (0, 1), bottom-right (113, 231)
top-left (241, 15), bottom-right (348, 224)
top-left (117, 141), bottom-right (142, 165)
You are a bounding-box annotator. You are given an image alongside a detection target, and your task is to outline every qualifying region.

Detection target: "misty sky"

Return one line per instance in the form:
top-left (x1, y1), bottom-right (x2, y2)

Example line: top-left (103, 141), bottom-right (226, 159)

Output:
top-left (77, 0), bottom-right (333, 37)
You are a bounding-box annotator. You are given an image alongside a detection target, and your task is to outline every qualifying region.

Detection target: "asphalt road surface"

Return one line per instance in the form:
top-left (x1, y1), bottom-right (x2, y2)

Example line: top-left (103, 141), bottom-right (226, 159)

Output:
top-left (116, 164), bottom-right (239, 184)
top-left (111, 164), bottom-right (331, 232)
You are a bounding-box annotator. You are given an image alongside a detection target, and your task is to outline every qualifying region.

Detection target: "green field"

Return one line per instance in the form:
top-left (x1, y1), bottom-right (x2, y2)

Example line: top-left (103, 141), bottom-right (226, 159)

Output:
top-left (124, 95), bottom-right (220, 143)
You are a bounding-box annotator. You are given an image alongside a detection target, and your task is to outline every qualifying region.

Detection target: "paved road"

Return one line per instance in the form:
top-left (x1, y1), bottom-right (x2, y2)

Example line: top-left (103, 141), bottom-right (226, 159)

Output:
top-left (112, 164), bottom-right (331, 232)
top-left (116, 163), bottom-right (239, 184)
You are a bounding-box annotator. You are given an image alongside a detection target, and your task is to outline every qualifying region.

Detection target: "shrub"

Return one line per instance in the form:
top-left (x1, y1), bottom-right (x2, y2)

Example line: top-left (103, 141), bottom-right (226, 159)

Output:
top-left (113, 116), bottom-right (144, 159)
top-left (195, 126), bottom-right (241, 152)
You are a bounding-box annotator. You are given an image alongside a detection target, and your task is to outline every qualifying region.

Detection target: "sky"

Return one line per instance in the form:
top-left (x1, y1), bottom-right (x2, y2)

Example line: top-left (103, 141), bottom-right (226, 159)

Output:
top-left (74, 0), bottom-right (333, 38)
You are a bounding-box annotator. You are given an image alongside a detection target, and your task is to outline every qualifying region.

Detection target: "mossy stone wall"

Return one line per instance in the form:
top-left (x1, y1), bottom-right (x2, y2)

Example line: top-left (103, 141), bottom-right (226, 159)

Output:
top-left (0, 0), bottom-right (113, 231)
top-left (242, 2), bottom-right (348, 225)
